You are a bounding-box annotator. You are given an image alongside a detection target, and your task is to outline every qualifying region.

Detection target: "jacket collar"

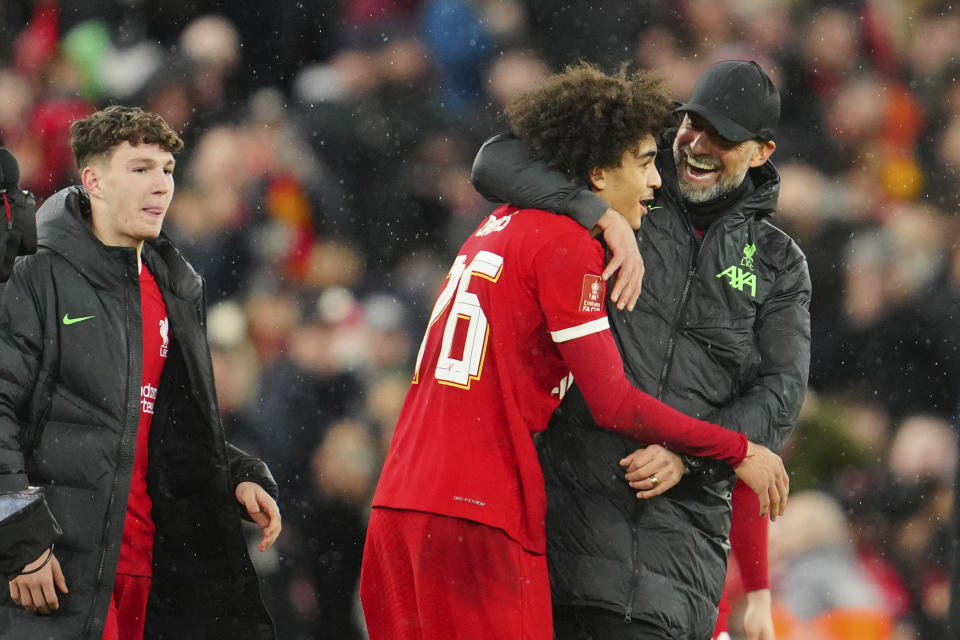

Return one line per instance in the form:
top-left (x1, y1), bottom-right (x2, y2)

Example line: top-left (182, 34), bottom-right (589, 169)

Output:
top-left (36, 186), bottom-right (201, 302)
top-left (143, 235), bottom-right (203, 303)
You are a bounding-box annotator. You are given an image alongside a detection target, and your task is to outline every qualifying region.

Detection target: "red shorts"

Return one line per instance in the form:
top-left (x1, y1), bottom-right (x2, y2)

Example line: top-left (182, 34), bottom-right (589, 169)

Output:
top-left (102, 573), bottom-right (151, 640)
top-left (360, 507), bottom-right (551, 640)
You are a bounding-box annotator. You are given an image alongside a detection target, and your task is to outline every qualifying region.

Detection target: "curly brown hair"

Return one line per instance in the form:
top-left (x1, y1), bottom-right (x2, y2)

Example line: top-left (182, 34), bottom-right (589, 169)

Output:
top-left (505, 62), bottom-right (672, 183)
top-left (70, 105), bottom-right (184, 169)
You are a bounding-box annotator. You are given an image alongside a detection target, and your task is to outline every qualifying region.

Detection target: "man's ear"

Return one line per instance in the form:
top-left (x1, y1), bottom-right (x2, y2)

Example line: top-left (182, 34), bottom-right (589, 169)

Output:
top-left (588, 166), bottom-right (606, 191)
top-left (80, 166), bottom-right (100, 195)
top-left (749, 140), bottom-right (776, 168)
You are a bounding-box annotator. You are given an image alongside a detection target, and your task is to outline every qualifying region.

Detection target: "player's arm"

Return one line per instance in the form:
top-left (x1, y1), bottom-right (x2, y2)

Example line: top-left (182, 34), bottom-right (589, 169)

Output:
top-left (730, 480), bottom-right (770, 591)
top-left (536, 230), bottom-right (787, 517)
top-left (471, 134), bottom-right (643, 310)
top-left (730, 481), bottom-right (774, 640)
top-left (556, 331), bottom-right (788, 519)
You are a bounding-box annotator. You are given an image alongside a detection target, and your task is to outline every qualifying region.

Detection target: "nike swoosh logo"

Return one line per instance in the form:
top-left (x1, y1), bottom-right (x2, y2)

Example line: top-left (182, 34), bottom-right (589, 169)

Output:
top-left (646, 205), bottom-right (662, 211)
top-left (62, 314), bottom-right (95, 325)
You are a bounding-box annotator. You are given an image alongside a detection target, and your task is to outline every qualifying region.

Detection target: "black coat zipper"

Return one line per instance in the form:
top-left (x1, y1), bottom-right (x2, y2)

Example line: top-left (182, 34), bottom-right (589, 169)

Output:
top-left (83, 270), bottom-right (141, 638)
top-left (656, 213), bottom-right (712, 399)
top-left (624, 495), bottom-right (643, 623)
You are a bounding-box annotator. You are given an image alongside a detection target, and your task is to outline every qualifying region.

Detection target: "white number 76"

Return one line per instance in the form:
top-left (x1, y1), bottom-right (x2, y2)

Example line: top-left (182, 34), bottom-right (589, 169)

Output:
top-left (413, 251), bottom-right (504, 388)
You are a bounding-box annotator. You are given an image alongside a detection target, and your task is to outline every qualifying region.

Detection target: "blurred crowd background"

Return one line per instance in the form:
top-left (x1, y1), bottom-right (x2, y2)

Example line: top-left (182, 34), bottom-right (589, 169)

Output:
top-left (1, 0), bottom-right (958, 638)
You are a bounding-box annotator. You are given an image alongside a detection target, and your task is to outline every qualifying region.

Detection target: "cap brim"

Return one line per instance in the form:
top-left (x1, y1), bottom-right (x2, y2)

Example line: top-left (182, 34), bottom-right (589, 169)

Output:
top-left (674, 102), bottom-right (756, 143)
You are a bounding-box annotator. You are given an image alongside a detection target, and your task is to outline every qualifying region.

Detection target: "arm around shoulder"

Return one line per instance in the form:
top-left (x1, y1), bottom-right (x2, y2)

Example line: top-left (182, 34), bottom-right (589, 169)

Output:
top-left (471, 134), bottom-right (608, 228)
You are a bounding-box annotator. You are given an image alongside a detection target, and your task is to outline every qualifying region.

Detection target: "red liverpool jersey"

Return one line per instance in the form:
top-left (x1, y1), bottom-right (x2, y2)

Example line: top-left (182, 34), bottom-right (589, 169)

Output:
top-left (373, 206), bottom-right (611, 553)
top-left (116, 264), bottom-right (167, 576)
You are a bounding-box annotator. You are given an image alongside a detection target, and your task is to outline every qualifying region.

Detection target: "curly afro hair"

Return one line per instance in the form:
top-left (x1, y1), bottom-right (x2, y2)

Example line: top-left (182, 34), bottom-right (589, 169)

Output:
top-left (505, 62), bottom-right (672, 184)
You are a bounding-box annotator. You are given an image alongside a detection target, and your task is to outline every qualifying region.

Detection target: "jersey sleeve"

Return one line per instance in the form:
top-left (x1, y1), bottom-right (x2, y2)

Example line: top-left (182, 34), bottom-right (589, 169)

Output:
top-left (532, 230), bottom-right (610, 343)
top-left (730, 479), bottom-right (770, 591)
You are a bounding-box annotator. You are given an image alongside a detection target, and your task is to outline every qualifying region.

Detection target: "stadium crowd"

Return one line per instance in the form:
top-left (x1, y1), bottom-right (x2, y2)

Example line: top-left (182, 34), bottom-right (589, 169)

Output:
top-left (1, 0), bottom-right (958, 638)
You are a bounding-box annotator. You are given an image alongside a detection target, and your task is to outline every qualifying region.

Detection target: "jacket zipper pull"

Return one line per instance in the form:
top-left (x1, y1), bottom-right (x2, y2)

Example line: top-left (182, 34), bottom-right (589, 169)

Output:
top-left (624, 604), bottom-right (632, 624)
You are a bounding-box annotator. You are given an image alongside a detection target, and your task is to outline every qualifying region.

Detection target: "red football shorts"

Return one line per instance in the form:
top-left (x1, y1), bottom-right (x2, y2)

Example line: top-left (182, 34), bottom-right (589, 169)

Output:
top-left (360, 507), bottom-right (552, 640)
top-left (102, 573), bottom-right (151, 640)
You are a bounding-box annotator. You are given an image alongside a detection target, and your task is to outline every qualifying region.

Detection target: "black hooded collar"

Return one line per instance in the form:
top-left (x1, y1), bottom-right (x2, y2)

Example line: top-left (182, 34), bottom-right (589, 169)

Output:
top-left (36, 186), bottom-right (201, 302)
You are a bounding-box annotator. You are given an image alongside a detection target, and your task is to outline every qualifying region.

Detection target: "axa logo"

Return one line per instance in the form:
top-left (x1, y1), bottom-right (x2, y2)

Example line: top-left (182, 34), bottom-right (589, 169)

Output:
top-left (717, 244), bottom-right (758, 297)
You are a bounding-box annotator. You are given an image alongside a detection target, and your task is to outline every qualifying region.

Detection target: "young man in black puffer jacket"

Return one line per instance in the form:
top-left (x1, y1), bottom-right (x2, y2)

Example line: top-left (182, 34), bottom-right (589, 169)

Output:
top-left (0, 106), bottom-right (280, 640)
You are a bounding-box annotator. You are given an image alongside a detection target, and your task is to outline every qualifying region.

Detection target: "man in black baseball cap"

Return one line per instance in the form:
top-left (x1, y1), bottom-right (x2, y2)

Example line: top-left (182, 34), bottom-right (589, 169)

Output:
top-left (672, 59), bottom-right (780, 204)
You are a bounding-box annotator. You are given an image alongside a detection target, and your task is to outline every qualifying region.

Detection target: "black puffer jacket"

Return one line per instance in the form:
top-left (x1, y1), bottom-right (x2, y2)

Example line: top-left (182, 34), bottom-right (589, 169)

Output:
top-left (472, 134), bottom-right (811, 638)
top-left (0, 187), bottom-right (276, 640)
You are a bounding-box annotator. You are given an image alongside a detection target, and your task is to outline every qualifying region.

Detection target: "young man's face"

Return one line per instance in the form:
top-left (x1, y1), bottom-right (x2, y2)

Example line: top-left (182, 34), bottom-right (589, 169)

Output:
top-left (672, 113), bottom-right (774, 203)
top-left (83, 141), bottom-right (175, 249)
top-left (590, 133), bottom-right (660, 230)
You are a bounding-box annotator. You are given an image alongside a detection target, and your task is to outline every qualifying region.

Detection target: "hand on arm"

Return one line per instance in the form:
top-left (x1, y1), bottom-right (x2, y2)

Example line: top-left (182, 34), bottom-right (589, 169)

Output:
top-left (732, 442), bottom-right (788, 521)
top-left (593, 208), bottom-right (643, 311)
top-left (235, 481), bottom-right (282, 551)
top-left (620, 445), bottom-right (684, 498)
top-left (471, 134), bottom-right (642, 308)
top-left (557, 332), bottom-right (748, 462)
top-left (8, 548), bottom-right (67, 615)
top-left (556, 332), bottom-right (789, 515)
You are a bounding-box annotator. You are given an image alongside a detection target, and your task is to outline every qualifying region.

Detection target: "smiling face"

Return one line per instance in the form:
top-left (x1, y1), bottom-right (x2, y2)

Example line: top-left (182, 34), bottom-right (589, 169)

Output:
top-left (589, 133), bottom-right (661, 229)
top-left (672, 113), bottom-right (775, 203)
top-left (82, 141), bottom-right (176, 253)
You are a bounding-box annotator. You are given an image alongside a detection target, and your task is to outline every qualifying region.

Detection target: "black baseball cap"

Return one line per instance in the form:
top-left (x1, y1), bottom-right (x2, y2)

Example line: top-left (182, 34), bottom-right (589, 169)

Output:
top-left (674, 60), bottom-right (780, 143)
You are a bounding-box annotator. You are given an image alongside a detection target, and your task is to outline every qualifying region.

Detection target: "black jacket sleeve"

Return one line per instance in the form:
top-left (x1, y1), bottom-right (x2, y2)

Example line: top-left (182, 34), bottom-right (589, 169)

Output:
top-left (0, 262), bottom-right (47, 494)
top-left (0, 262), bottom-right (62, 573)
top-left (227, 443), bottom-right (279, 504)
top-left (471, 133), bottom-right (609, 229)
top-left (0, 487), bottom-right (62, 578)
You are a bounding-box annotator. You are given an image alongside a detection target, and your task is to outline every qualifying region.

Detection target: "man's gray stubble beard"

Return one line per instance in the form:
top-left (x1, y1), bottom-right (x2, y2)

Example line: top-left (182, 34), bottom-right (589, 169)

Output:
top-left (674, 146), bottom-right (754, 204)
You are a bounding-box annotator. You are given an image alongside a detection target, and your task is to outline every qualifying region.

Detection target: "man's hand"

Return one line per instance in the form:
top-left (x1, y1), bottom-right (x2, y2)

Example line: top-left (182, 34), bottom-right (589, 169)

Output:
top-left (235, 481), bottom-right (282, 551)
top-left (592, 208), bottom-right (643, 311)
top-left (733, 442), bottom-right (789, 521)
top-left (8, 548), bottom-right (68, 615)
top-left (620, 444), bottom-right (685, 498)
top-left (741, 588), bottom-right (775, 640)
